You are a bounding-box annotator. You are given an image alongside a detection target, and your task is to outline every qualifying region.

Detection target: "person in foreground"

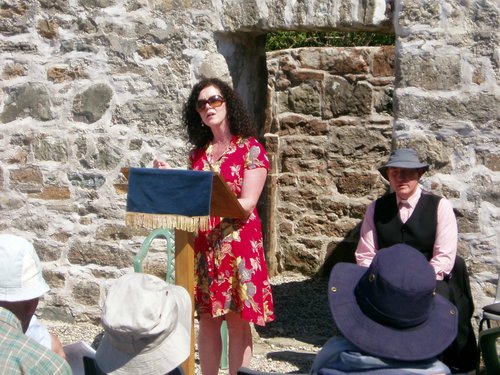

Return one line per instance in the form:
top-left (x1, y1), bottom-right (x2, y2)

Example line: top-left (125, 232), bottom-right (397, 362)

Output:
top-left (95, 272), bottom-right (192, 375)
top-left (310, 244), bottom-right (458, 375)
top-left (0, 233), bottom-right (71, 374)
top-left (154, 77), bottom-right (275, 375)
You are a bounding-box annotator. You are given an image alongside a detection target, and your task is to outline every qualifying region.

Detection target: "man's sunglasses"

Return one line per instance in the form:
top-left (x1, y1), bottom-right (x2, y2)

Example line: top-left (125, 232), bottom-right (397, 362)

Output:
top-left (196, 95), bottom-right (225, 111)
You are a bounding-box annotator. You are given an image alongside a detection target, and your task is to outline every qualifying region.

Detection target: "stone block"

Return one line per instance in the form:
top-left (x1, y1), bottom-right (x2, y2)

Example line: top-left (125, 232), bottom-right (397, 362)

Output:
top-left (397, 0), bottom-right (440, 28)
top-left (297, 49), bottom-right (322, 69)
top-left (279, 221), bottom-right (294, 236)
top-left (282, 158), bottom-right (326, 173)
top-left (73, 280), bottom-right (100, 306)
top-left (336, 172), bottom-right (379, 197)
top-left (0, 2), bottom-right (29, 34)
top-left (320, 48), bottom-right (369, 75)
top-left (294, 215), bottom-right (327, 236)
top-left (277, 174), bottom-right (298, 187)
top-left (289, 83), bottom-right (321, 116)
top-left (68, 240), bottom-right (133, 269)
top-left (1, 83), bottom-right (52, 123)
top-left (399, 52), bottom-right (462, 90)
top-left (373, 87), bottom-right (394, 115)
top-left (29, 185), bottom-right (71, 200)
top-left (372, 46), bottom-right (395, 77)
top-left (323, 77), bottom-right (372, 118)
top-left (90, 267), bottom-right (122, 279)
top-left (324, 218), bottom-right (359, 238)
top-left (454, 207), bottom-right (481, 233)
top-left (35, 240), bottom-right (63, 262)
top-left (396, 91), bottom-right (498, 125)
top-left (47, 65), bottom-right (87, 82)
top-left (2, 62), bottom-right (27, 79)
top-left (32, 137), bottom-right (69, 162)
top-left (67, 172), bottom-right (105, 189)
top-left (0, 41), bottom-right (37, 53)
top-left (289, 68), bottom-right (325, 84)
top-left (477, 149), bottom-right (500, 171)
top-left (43, 269), bottom-right (66, 289)
top-left (39, 306), bottom-right (75, 324)
top-left (95, 224), bottom-right (148, 240)
top-left (36, 19), bottom-right (59, 39)
top-left (72, 83), bottom-right (113, 124)
top-left (50, 232), bottom-right (72, 243)
top-left (39, 0), bottom-right (69, 12)
top-left (9, 166), bottom-right (43, 192)
top-left (280, 243), bottom-right (322, 276)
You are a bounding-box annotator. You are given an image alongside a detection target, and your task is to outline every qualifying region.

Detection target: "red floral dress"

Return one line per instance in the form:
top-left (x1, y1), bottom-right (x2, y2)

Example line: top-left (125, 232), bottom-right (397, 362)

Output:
top-left (189, 136), bottom-right (275, 326)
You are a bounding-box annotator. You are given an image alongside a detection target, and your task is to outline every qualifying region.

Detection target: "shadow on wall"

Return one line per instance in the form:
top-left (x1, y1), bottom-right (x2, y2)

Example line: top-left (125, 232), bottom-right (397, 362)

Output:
top-left (319, 223), bottom-right (361, 278)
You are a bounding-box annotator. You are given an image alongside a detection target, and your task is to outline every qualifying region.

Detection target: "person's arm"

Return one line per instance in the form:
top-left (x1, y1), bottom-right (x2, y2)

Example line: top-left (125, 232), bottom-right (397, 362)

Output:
top-left (355, 201), bottom-right (378, 267)
top-left (238, 167), bottom-right (267, 217)
top-left (50, 333), bottom-right (66, 360)
top-left (430, 198), bottom-right (457, 280)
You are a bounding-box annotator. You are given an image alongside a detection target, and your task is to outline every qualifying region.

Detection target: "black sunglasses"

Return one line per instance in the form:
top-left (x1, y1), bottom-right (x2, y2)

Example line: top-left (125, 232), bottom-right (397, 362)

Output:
top-left (196, 95), bottom-right (225, 111)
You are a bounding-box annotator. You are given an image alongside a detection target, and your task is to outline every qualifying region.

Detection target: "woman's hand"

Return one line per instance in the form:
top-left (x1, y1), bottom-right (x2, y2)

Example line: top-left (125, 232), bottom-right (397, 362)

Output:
top-left (153, 159), bottom-right (171, 169)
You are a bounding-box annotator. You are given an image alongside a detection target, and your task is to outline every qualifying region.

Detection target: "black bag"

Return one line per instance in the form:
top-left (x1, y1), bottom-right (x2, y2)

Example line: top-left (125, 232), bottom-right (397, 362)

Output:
top-left (438, 256), bottom-right (478, 373)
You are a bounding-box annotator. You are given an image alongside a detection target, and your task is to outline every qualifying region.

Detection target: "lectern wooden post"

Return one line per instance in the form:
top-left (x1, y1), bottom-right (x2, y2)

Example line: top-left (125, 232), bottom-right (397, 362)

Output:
top-left (123, 168), bottom-right (246, 375)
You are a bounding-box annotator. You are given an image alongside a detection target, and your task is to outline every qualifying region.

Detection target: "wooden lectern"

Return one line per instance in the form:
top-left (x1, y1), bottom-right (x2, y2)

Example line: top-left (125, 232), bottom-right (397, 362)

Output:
top-left (123, 168), bottom-right (246, 375)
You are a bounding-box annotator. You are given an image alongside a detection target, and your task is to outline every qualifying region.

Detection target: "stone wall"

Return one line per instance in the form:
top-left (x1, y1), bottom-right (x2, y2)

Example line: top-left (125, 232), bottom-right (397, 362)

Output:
top-left (0, 0), bottom-right (498, 323)
top-left (263, 46), bottom-right (395, 276)
top-left (392, 0), bottom-right (500, 316)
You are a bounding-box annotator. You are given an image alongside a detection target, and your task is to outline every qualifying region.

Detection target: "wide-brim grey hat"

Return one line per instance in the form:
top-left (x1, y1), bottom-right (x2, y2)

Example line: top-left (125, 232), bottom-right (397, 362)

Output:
top-left (95, 273), bottom-right (192, 375)
top-left (0, 234), bottom-right (50, 302)
top-left (378, 148), bottom-right (429, 180)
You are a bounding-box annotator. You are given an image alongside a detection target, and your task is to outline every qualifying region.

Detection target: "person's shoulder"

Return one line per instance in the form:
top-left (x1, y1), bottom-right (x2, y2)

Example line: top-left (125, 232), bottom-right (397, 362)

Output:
top-left (1, 329), bottom-right (71, 374)
top-left (421, 190), bottom-right (452, 205)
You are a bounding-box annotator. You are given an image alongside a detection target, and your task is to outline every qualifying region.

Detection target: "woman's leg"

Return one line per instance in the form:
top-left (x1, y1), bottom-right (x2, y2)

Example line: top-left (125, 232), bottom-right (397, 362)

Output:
top-left (198, 313), bottom-right (224, 375)
top-left (226, 312), bottom-right (253, 375)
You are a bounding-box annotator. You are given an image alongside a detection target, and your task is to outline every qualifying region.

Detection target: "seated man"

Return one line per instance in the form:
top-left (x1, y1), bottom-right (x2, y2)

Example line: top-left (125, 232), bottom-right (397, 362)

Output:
top-left (355, 148), bottom-right (476, 372)
top-left (0, 233), bottom-right (71, 374)
top-left (94, 272), bottom-right (192, 374)
top-left (356, 148), bottom-right (457, 287)
top-left (310, 244), bottom-right (457, 375)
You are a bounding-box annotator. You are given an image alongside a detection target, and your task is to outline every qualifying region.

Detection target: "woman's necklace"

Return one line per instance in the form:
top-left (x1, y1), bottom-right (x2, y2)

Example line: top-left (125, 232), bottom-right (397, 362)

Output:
top-left (208, 139), bottom-right (231, 165)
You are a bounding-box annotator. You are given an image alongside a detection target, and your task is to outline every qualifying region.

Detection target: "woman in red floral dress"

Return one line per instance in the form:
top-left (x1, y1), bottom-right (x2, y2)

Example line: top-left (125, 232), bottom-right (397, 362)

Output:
top-left (154, 78), bottom-right (274, 375)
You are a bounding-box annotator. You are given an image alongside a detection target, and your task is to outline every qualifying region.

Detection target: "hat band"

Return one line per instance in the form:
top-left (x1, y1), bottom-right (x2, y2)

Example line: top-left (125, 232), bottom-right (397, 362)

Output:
top-left (354, 283), bottom-right (432, 329)
top-left (107, 325), bottom-right (173, 354)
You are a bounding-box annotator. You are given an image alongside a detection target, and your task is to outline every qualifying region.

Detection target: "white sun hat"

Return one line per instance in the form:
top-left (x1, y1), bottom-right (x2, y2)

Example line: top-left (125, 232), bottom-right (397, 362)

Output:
top-left (0, 234), bottom-right (50, 302)
top-left (95, 272), bottom-right (192, 375)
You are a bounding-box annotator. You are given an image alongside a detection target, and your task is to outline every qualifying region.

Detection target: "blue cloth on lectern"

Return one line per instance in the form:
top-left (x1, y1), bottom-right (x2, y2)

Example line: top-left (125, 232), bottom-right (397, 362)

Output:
top-left (125, 168), bottom-right (213, 231)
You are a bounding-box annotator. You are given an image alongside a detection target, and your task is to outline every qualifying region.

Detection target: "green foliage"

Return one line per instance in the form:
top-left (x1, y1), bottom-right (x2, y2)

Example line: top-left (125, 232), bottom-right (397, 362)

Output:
top-left (265, 31), bottom-right (395, 51)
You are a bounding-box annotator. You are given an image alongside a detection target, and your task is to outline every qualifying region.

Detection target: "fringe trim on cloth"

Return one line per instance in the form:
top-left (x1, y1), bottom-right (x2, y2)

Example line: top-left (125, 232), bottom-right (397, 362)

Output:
top-left (126, 212), bottom-right (209, 232)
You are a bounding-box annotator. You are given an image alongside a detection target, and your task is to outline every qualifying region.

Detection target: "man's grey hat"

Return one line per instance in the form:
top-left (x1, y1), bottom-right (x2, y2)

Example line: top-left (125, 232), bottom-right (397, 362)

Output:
top-left (378, 148), bottom-right (429, 180)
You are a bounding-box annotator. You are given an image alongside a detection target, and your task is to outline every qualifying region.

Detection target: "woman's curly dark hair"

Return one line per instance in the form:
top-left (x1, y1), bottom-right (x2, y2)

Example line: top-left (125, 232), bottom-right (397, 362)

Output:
top-left (183, 78), bottom-right (258, 149)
